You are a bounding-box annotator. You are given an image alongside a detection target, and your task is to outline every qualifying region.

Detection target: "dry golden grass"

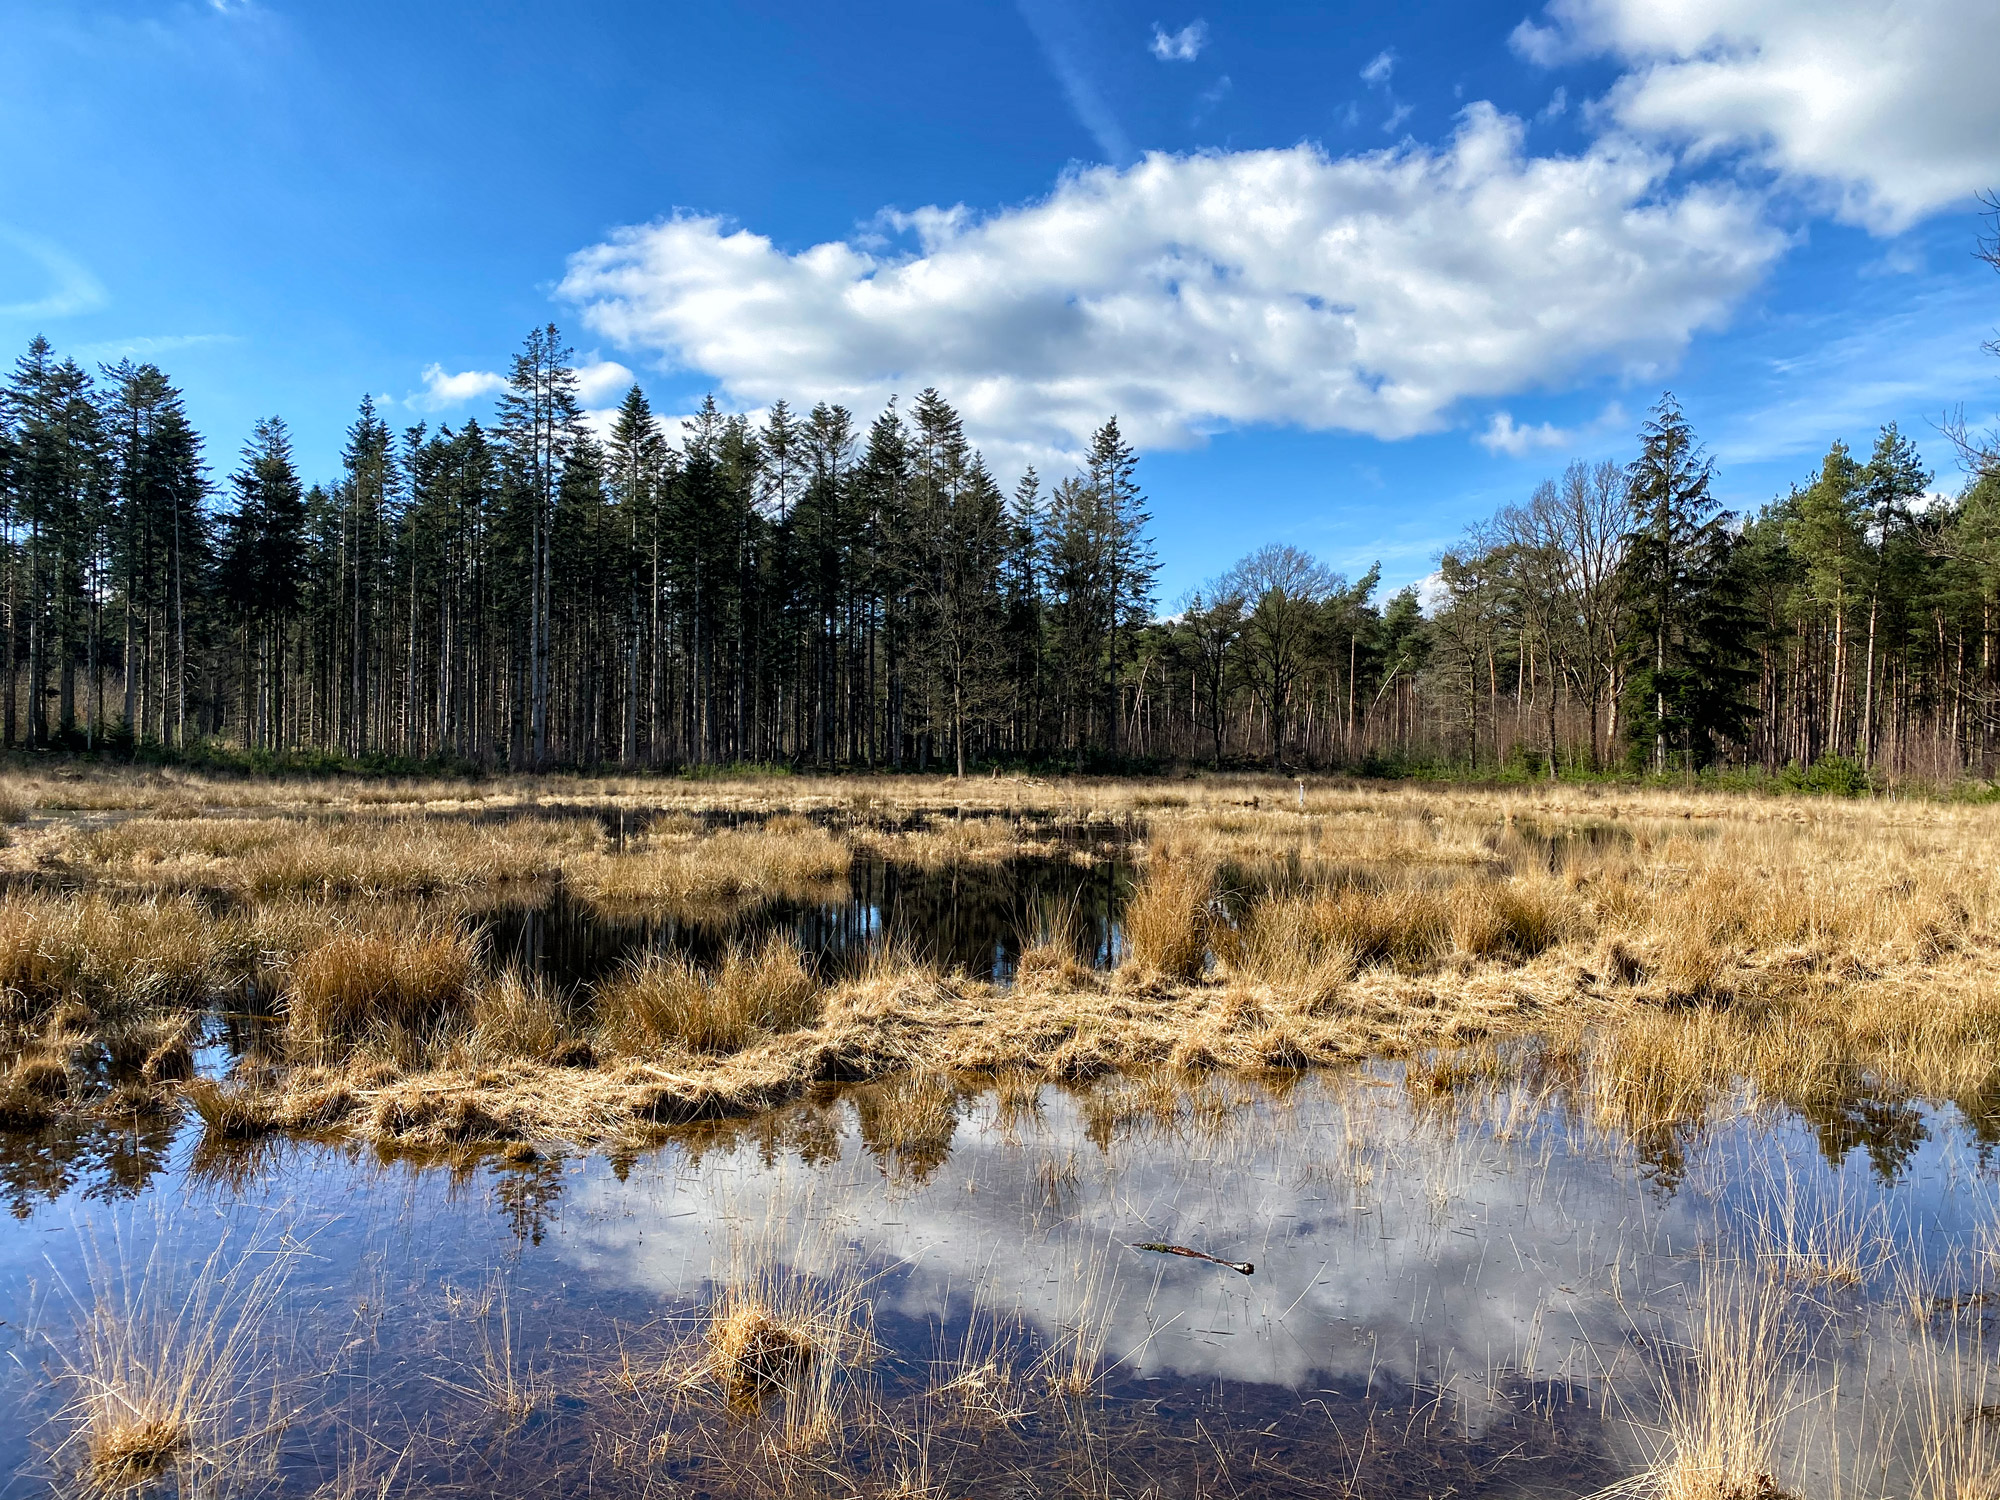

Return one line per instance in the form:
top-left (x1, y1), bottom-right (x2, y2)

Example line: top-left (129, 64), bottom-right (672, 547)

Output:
top-left (1642, 1260), bottom-right (1802, 1500)
top-left (7, 768), bottom-right (2000, 1151)
top-left (563, 817), bottom-right (849, 911)
top-left (596, 936), bottom-right (821, 1056)
top-left (1121, 850), bottom-right (1216, 980)
top-left (282, 922), bottom-right (478, 1061)
top-left (673, 1204), bottom-right (876, 1452)
top-left (469, 968), bottom-right (580, 1066)
top-left (707, 1301), bottom-right (816, 1410)
top-left (57, 811), bottom-right (595, 897)
top-left (44, 1222), bottom-right (295, 1496)
top-left (0, 893), bottom-right (216, 1026)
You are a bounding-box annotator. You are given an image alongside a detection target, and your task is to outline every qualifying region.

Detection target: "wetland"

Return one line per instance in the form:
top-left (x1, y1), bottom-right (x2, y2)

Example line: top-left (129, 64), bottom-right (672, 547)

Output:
top-left (5, 765), bottom-right (2000, 1497)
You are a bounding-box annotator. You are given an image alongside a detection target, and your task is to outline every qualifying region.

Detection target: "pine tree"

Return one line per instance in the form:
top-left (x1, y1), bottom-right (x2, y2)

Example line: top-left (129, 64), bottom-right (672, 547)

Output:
top-left (1620, 395), bottom-right (1749, 770)
top-left (497, 326), bottom-right (584, 767)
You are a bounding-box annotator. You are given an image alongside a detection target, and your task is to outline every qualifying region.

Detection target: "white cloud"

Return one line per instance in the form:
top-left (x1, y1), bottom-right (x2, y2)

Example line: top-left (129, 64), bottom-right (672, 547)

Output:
top-left (1478, 399), bottom-right (1630, 456)
top-left (1511, 0), bottom-right (2000, 232)
top-left (412, 358), bottom-right (635, 426)
top-left (1360, 48), bottom-right (1396, 85)
top-left (412, 363), bottom-right (507, 411)
top-left (1477, 411), bottom-right (1574, 456)
top-left (71, 333), bottom-right (237, 362)
top-left (1149, 19), bottom-right (1207, 62)
top-left (1192, 74), bottom-right (1232, 124)
top-left (1018, 0), bottom-right (1130, 163)
top-left (561, 104), bottom-right (1782, 464)
top-left (573, 358), bottom-right (636, 407)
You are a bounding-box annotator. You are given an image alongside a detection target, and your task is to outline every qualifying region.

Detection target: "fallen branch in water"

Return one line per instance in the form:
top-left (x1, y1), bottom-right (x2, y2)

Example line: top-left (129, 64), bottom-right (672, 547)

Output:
top-left (1133, 1242), bottom-right (1253, 1275)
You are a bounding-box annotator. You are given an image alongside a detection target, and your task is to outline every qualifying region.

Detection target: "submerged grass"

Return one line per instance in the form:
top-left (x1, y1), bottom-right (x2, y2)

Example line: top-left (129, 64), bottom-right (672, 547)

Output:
top-left (40, 1220), bottom-right (297, 1495)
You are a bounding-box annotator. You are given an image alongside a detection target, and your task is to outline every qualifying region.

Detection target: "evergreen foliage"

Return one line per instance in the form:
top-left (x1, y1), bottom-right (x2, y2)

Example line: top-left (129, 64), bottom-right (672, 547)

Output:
top-left (5, 305), bottom-right (2000, 780)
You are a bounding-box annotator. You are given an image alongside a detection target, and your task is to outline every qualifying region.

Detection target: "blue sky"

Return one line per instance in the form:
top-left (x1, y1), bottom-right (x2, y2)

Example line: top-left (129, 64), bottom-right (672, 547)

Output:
top-left (3, 0), bottom-right (1997, 602)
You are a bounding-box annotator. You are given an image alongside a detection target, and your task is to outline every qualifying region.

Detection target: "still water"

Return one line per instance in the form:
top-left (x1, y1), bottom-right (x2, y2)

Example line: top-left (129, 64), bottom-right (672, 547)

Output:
top-left (478, 852), bottom-right (1132, 989)
top-left (2, 1061), bottom-right (1995, 1496)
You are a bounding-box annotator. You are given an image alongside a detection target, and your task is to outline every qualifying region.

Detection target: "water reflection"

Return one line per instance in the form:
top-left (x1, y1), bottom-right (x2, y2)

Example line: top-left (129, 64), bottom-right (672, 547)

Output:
top-left (4, 1066), bottom-right (1998, 1496)
top-left (478, 853), bottom-right (1130, 988)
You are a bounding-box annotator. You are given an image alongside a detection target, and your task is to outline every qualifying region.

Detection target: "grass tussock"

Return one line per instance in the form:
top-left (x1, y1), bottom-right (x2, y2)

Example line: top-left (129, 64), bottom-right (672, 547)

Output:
top-left (44, 1223), bottom-right (295, 1496)
top-left (0, 894), bottom-right (215, 1022)
top-left (707, 1301), bottom-right (816, 1410)
top-left (1121, 851), bottom-right (1216, 980)
top-left (597, 936), bottom-right (821, 1055)
top-left (282, 922), bottom-right (478, 1061)
top-left (471, 968), bottom-right (582, 1066)
top-left (1642, 1260), bottom-right (1802, 1500)
top-left (686, 1213), bottom-right (873, 1450)
top-left (72, 812), bottom-right (596, 897)
top-left (5, 770), bottom-right (2000, 1149)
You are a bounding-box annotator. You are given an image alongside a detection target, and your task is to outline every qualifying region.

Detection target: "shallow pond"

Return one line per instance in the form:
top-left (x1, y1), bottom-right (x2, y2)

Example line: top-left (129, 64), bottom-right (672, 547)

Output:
top-left (479, 852), bottom-right (1132, 990)
top-left (3, 1061), bottom-right (1997, 1497)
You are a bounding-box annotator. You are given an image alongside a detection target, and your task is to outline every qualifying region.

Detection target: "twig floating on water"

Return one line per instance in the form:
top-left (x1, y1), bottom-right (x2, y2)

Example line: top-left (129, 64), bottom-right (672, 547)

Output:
top-left (1134, 1242), bottom-right (1253, 1275)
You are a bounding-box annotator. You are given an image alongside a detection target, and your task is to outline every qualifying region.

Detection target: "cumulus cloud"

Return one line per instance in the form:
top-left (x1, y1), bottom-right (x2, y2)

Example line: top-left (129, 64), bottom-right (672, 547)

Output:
top-left (1510, 0), bottom-right (2000, 232)
top-left (1149, 19), bottom-right (1207, 61)
top-left (1478, 400), bottom-right (1630, 456)
top-left (412, 363), bottom-right (507, 411)
top-left (561, 105), bottom-right (1782, 462)
top-left (1477, 411), bottom-right (1574, 456)
top-left (1360, 48), bottom-right (1395, 85)
top-left (410, 358), bottom-right (632, 418)
top-left (573, 358), bottom-right (636, 407)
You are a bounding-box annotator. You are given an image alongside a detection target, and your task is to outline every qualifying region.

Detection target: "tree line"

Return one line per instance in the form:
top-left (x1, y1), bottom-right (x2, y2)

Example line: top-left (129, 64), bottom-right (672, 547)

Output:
top-left (2, 303), bottom-right (1997, 780)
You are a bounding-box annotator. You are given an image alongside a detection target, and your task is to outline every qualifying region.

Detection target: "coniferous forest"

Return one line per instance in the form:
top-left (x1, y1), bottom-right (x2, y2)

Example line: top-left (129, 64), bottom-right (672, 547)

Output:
top-left (4, 252), bottom-right (2000, 780)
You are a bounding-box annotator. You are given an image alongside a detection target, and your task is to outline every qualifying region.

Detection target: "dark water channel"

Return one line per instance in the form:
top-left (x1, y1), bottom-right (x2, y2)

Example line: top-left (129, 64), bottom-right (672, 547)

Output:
top-left (480, 852), bottom-right (1133, 990)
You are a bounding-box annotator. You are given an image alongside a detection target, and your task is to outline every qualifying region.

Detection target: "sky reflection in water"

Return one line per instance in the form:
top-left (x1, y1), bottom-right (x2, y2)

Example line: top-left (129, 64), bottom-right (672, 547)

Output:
top-left (1, 1065), bottom-right (1995, 1495)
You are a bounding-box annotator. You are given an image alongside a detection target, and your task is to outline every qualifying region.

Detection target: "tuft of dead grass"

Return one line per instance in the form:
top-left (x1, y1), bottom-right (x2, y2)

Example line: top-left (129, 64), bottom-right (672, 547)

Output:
top-left (565, 820), bottom-right (849, 912)
top-left (282, 922), bottom-right (478, 1062)
top-left (707, 1301), bottom-right (816, 1410)
top-left (43, 1220), bottom-right (296, 1496)
top-left (0, 894), bottom-right (215, 1023)
top-left (597, 936), bottom-right (821, 1056)
top-left (1640, 1258), bottom-right (1803, 1500)
top-left (1121, 851), bottom-right (1216, 980)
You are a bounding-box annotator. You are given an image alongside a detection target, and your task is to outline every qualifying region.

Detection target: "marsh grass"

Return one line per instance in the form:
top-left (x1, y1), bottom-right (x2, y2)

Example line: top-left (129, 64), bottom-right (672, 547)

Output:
top-left (464, 1281), bottom-right (554, 1432)
top-left (469, 968), bottom-right (579, 1066)
top-left (687, 1213), bottom-right (875, 1453)
top-left (9, 770), bottom-right (2000, 1152)
top-left (1903, 1255), bottom-right (2000, 1500)
top-left (72, 812), bottom-right (596, 897)
top-left (1638, 1257), bottom-right (1806, 1500)
top-left (42, 1220), bottom-right (297, 1495)
top-left (1750, 1160), bottom-right (1886, 1290)
top-left (0, 893), bottom-right (215, 1023)
top-left (564, 819), bottom-right (850, 911)
top-left (1034, 1236), bottom-right (1118, 1398)
top-left (182, 1075), bottom-right (282, 1140)
top-left (283, 921), bottom-right (479, 1062)
top-left (596, 936), bottom-right (821, 1055)
top-left (1121, 850), bottom-right (1216, 980)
